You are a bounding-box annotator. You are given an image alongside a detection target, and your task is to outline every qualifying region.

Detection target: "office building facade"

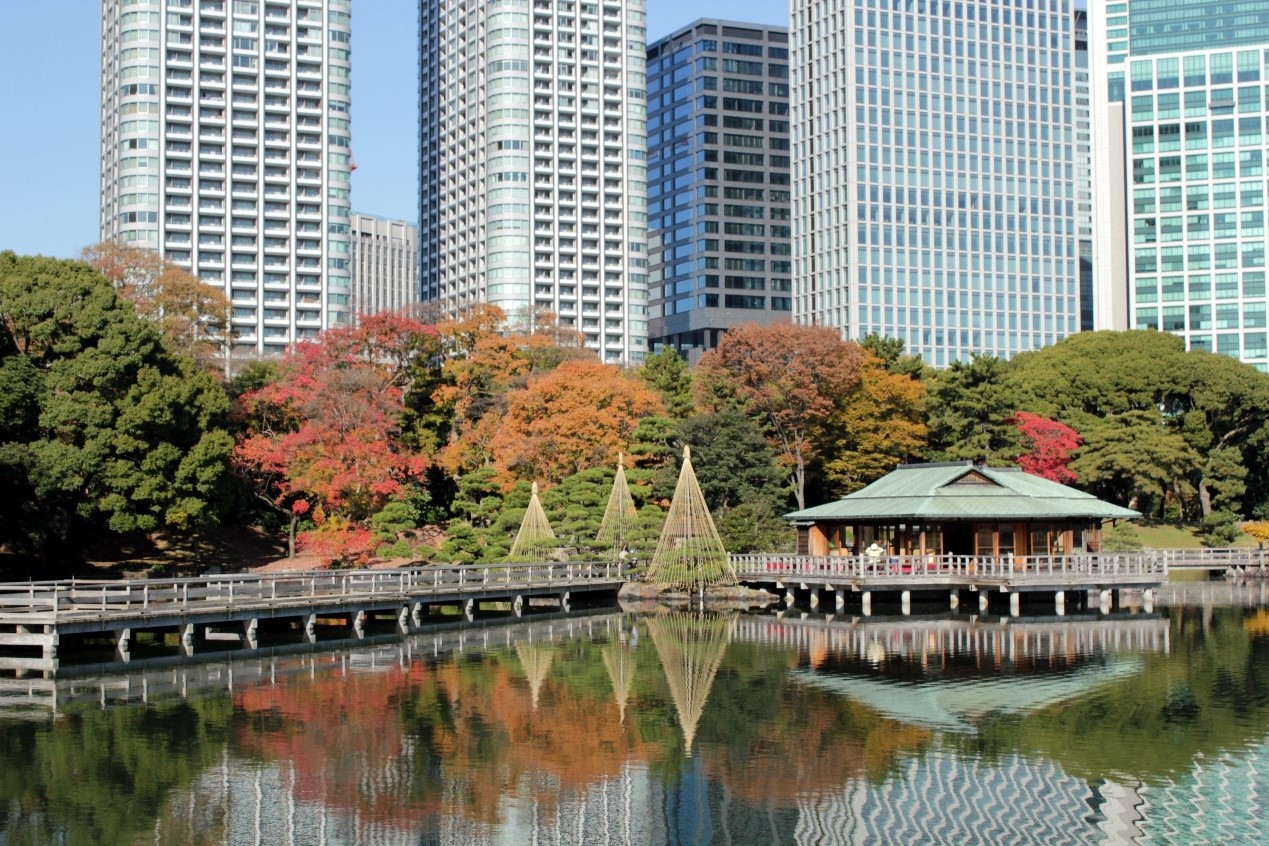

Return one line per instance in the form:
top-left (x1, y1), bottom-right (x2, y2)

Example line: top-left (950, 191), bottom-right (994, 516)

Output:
top-left (99, 0), bottom-right (354, 357)
top-left (646, 20), bottom-right (792, 360)
top-left (350, 213), bottom-right (418, 318)
top-left (792, 0), bottom-right (1083, 366)
top-left (418, 0), bottom-right (651, 364)
top-left (1090, 0), bottom-right (1269, 370)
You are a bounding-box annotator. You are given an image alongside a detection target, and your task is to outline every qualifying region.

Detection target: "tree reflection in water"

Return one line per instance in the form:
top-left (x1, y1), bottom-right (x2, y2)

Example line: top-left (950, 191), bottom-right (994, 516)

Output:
top-left (3, 606), bottom-right (1269, 844)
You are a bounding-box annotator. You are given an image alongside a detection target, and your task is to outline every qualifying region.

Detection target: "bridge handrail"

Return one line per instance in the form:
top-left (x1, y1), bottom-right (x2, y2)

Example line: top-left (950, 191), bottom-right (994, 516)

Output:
top-left (728, 551), bottom-right (1168, 581)
top-left (0, 561), bottom-right (624, 620)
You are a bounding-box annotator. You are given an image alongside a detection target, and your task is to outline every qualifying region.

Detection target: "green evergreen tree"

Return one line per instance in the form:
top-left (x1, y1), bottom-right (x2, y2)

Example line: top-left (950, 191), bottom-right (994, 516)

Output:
top-left (0, 253), bottom-right (234, 561)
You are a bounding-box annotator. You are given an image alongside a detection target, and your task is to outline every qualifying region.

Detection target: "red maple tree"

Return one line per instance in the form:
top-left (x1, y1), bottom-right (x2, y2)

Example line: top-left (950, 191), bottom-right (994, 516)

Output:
top-left (233, 314), bottom-right (436, 559)
top-left (1010, 411), bottom-right (1082, 483)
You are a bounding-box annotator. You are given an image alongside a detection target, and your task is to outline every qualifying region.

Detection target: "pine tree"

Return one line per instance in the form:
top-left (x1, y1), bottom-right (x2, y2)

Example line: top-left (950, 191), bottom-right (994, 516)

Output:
top-left (645, 446), bottom-right (734, 592)
top-left (508, 482), bottom-right (557, 561)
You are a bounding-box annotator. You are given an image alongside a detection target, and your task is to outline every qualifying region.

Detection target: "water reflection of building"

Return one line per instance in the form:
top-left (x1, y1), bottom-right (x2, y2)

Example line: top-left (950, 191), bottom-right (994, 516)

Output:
top-left (154, 756), bottom-right (423, 846)
top-left (792, 751), bottom-right (1134, 846)
top-left (1135, 743), bottom-right (1269, 845)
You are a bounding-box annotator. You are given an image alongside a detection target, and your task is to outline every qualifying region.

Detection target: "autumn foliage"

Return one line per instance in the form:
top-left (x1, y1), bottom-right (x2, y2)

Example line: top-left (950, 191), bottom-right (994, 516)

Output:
top-left (233, 314), bottom-right (436, 559)
top-left (81, 241), bottom-right (232, 371)
top-left (491, 359), bottom-right (664, 484)
top-left (696, 323), bottom-right (866, 509)
top-left (1010, 411), bottom-right (1082, 484)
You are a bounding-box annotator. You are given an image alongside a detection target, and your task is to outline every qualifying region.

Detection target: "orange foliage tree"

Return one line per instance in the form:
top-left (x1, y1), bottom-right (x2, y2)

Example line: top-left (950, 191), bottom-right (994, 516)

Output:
top-left (490, 360), bottom-right (664, 485)
top-left (823, 350), bottom-right (929, 495)
top-left (432, 305), bottom-right (595, 475)
top-left (81, 241), bottom-right (232, 372)
top-left (696, 323), bottom-right (865, 509)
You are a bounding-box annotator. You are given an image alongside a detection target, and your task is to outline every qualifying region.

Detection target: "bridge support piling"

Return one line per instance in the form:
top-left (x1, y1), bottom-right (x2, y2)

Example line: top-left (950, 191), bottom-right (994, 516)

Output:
top-left (115, 628), bottom-right (131, 662)
top-left (513, 595), bottom-right (525, 618)
top-left (901, 591), bottom-right (911, 616)
top-left (1055, 590), bottom-right (1066, 617)
top-left (180, 624), bottom-right (195, 656)
top-left (809, 589), bottom-right (820, 609)
top-left (861, 591), bottom-right (872, 617)
top-left (949, 591), bottom-right (959, 611)
top-left (397, 606), bottom-right (410, 635)
top-left (1099, 589), bottom-right (1112, 614)
top-left (464, 598), bottom-right (475, 619)
top-left (42, 626), bottom-right (58, 665)
top-left (1143, 588), bottom-right (1155, 614)
top-left (835, 590), bottom-right (845, 611)
top-left (979, 590), bottom-right (989, 613)
top-left (785, 586), bottom-right (795, 606)
top-left (1009, 592), bottom-right (1020, 617)
top-left (411, 601), bottom-right (424, 628)
top-left (243, 618), bottom-right (258, 650)
top-left (559, 591), bottom-right (571, 612)
top-left (305, 613), bottom-right (317, 644)
top-left (353, 610), bottom-right (367, 639)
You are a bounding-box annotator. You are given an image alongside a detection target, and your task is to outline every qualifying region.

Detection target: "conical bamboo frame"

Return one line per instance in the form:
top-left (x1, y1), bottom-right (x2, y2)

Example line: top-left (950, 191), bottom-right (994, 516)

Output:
top-left (601, 637), bottom-right (636, 725)
top-left (647, 611), bottom-right (736, 757)
top-left (645, 445), bottom-right (734, 590)
top-left (515, 641), bottom-right (555, 710)
top-left (597, 453), bottom-right (639, 558)
top-left (509, 481), bottom-right (557, 561)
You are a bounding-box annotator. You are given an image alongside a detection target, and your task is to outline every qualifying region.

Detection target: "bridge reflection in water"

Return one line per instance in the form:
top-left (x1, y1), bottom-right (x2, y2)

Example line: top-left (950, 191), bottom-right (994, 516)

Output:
top-left (1, 605), bottom-right (1264, 846)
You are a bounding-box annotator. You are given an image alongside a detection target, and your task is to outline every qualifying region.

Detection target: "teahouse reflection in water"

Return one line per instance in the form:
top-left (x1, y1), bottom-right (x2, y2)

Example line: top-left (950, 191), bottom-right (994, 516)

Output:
top-left (2, 597), bottom-right (1268, 845)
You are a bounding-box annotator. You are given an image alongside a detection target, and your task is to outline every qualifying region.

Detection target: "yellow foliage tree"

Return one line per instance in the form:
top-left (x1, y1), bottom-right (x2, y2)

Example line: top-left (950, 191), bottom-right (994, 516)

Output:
top-left (1244, 521), bottom-right (1269, 549)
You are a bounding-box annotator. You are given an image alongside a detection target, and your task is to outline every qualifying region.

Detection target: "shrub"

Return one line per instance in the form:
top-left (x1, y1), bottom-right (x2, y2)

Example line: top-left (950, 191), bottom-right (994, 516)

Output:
top-left (1101, 522), bottom-right (1143, 552)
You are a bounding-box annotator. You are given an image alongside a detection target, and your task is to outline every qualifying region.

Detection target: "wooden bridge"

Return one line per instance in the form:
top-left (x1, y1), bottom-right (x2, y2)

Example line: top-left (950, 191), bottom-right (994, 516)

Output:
top-left (0, 562), bottom-right (624, 675)
top-left (1153, 547), bottom-right (1269, 576)
top-left (0, 609), bottom-right (620, 715)
top-left (731, 552), bottom-right (1167, 616)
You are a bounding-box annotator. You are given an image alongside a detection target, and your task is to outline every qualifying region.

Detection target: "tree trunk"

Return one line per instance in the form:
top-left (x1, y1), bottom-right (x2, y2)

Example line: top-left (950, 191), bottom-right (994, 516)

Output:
top-left (288, 512), bottom-right (298, 558)
top-left (794, 456), bottom-right (806, 511)
top-left (1198, 477), bottom-right (1213, 517)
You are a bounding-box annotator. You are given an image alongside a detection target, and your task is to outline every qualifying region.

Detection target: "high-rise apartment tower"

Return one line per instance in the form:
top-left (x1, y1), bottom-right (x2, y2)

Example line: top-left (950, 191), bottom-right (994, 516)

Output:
top-left (792, 0), bottom-right (1083, 366)
top-left (418, 0), bottom-right (651, 364)
top-left (99, 0), bottom-right (354, 357)
top-left (646, 19), bottom-right (792, 361)
top-left (1090, 0), bottom-right (1269, 370)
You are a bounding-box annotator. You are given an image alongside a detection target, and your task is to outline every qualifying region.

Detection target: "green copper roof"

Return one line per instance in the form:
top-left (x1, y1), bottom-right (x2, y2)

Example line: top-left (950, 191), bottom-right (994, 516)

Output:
top-left (786, 462), bottom-right (1140, 523)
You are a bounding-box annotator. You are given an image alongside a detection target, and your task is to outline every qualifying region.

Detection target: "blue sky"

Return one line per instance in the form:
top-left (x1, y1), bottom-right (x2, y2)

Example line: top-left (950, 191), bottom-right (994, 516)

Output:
top-left (0, 0), bottom-right (788, 260)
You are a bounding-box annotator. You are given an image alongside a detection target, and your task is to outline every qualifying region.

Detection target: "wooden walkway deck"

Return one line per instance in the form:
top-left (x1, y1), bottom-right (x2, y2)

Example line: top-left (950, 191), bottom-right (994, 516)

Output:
top-left (0, 562), bottom-right (624, 674)
top-left (731, 552), bottom-right (1166, 616)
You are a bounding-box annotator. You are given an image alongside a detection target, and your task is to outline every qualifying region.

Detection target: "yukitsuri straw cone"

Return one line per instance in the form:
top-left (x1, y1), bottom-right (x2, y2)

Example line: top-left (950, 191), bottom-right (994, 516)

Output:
top-left (597, 453), bottom-right (639, 560)
top-left (508, 481), bottom-right (557, 562)
top-left (601, 636), bottom-right (636, 725)
top-left (644, 445), bottom-right (735, 594)
top-left (646, 611), bottom-right (736, 757)
top-left (515, 641), bottom-right (555, 710)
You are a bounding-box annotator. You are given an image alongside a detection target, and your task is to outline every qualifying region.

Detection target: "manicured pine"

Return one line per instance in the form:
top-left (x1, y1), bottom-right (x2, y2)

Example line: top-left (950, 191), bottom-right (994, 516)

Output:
top-left (597, 453), bottom-right (639, 560)
top-left (646, 446), bottom-right (735, 591)
top-left (508, 481), bottom-right (557, 562)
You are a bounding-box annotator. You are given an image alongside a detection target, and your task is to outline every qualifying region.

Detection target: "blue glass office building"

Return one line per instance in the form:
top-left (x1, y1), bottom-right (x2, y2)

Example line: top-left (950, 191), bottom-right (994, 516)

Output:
top-left (646, 20), bottom-right (792, 358)
top-left (792, 0), bottom-right (1084, 366)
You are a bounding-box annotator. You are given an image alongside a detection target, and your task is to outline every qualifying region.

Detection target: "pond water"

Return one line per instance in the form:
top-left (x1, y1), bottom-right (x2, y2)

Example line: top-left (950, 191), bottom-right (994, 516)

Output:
top-left (2, 589), bottom-right (1269, 845)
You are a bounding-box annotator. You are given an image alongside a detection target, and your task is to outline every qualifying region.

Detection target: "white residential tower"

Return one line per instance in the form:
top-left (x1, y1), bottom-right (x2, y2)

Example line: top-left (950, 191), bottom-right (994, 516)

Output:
top-left (418, 0), bottom-right (650, 363)
top-left (99, 0), bottom-right (354, 357)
